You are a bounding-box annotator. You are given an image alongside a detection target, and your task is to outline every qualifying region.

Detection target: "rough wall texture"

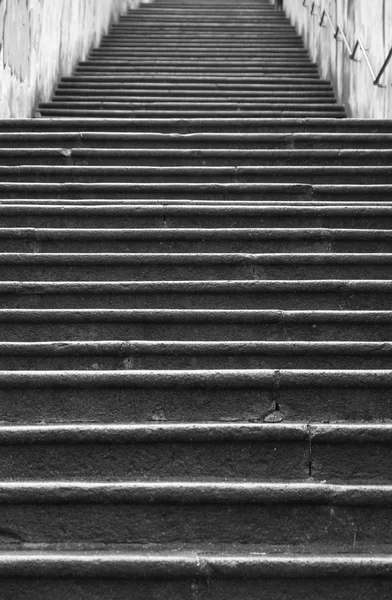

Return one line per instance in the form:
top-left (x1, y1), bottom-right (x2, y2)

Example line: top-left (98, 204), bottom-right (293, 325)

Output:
top-left (281, 0), bottom-right (392, 118)
top-left (0, 0), bottom-right (142, 118)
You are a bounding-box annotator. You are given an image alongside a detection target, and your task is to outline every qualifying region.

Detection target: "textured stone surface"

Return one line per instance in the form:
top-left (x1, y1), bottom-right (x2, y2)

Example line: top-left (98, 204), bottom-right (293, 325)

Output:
top-left (1, 0), bottom-right (392, 595)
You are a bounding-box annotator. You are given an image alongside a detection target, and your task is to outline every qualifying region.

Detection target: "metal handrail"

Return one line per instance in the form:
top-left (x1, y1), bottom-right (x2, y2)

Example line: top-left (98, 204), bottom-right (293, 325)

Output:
top-left (301, 0), bottom-right (392, 87)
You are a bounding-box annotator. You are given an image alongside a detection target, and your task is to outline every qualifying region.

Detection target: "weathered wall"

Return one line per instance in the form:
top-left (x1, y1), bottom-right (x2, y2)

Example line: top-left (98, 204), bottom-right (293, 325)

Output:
top-left (0, 0), bottom-right (142, 118)
top-left (281, 0), bottom-right (392, 118)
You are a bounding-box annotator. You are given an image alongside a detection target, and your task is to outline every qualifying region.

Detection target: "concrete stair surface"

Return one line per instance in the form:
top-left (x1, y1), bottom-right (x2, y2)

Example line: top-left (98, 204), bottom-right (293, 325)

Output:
top-left (2, 0), bottom-right (392, 597)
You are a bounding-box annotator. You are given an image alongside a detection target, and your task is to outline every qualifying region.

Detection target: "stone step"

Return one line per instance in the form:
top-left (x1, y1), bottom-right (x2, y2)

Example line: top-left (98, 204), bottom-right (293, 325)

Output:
top-left (90, 48), bottom-right (309, 54)
top-left (0, 132), bottom-right (389, 149)
top-left (80, 60), bottom-right (315, 66)
top-left (54, 84), bottom-right (336, 92)
top-left (1, 367), bottom-right (392, 421)
top-left (0, 164), bottom-right (382, 184)
top-left (2, 199), bottom-right (390, 205)
top-left (0, 165), bottom-right (384, 184)
top-left (2, 549), bottom-right (392, 600)
top-left (0, 279), bottom-right (391, 310)
top-left (2, 421), bottom-right (392, 481)
top-left (75, 66), bottom-right (318, 74)
top-left (39, 109), bottom-right (343, 119)
top-left (6, 148), bottom-right (392, 167)
top-left (0, 421), bottom-right (309, 479)
top-left (2, 341), bottom-right (392, 370)
top-left (0, 308), bottom-right (389, 344)
top-left (54, 89), bottom-right (334, 98)
top-left (2, 183), bottom-right (390, 201)
top-left (61, 73), bottom-right (328, 82)
top-left (3, 252), bottom-right (392, 281)
top-left (2, 204), bottom-right (392, 227)
top-left (1, 226), bottom-right (391, 253)
top-left (0, 478), bottom-right (392, 545)
top-left (97, 41), bottom-right (306, 48)
top-left (1, 118), bottom-right (388, 133)
top-left (39, 104), bottom-right (343, 114)
top-left (75, 67), bottom-right (318, 74)
top-left (48, 98), bottom-right (340, 109)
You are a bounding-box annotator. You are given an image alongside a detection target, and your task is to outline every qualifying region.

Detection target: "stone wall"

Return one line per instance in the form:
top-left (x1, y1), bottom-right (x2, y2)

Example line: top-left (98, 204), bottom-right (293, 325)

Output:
top-left (280, 0), bottom-right (392, 118)
top-left (0, 0), bottom-right (142, 118)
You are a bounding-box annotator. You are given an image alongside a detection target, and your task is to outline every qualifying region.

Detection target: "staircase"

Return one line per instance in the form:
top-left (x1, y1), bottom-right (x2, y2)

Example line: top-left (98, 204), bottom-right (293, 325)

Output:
top-left (2, 0), bottom-right (392, 597)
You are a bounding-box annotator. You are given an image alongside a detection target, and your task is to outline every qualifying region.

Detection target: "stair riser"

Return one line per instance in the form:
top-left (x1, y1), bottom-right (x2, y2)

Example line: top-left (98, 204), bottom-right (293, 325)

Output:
top-left (0, 171), bottom-right (378, 185)
top-left (89, 50), bottom-right (310, 55)
top-left (38, 110), bottom-right (344, 119)
top-left (6, 120), bottom-right (378, 134)
top-left (96, 43), bottom-right (306, 48)
top-left (0, 441), bottom-right (308, 481)
top-left (40, 105), bottom-right (343, 115)
top-left (0, 322), bottom-right (390, 343)
top-left (89, 53), bottom-right (310, 59)
top-left (1, 440), bottom-right (391, 483)
top-left (0, 502), bottom-right (391, 545)
top-left (54, 91), bottom-right (335, 99)
top-left (1, 291), bottom-right (390, 310)
top-left (0, 136), bottom-right (386, 150)
top-left (1, 215), bottom-right (391, 228)
top-left (86, 64), bottom-right (314, 71)
top-left (50, 89), bottom-right (336, 97)
top-left (1, 386), bottom-right (392, 421)
top-left (14, 156), bottom-right (387, 167)
top-left (102, 31), bottom-right (298, 36)
top-left (3, 264), bottom-right (392, 281)
top-left (0, 579), bottom-right (194, 600)
top-left (312, 444), bottom-right (392, 484)
top-left (0, 187), bottom-right (373, 202)
top-left (3, 239), bottom-right (391, 254)
top-left (0, 578), bottom-right (390, 600)
top-left (98, 40), bottom-right (303, 46)
top-left (61, 75), bottom-right (325, 83)
top-left (0, 353), bottom-right (391, 370)
top-left (100, 31), bottom-right (302, 36)
top-left (108, 19), bottom-right (294, 23)
top-left (74, 67), bottom-right (319, 73)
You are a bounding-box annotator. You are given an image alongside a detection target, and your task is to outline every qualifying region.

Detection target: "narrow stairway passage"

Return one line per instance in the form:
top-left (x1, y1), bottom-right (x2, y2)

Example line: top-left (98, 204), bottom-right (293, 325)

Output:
top-left (2, 0), bottom-right (392, 598)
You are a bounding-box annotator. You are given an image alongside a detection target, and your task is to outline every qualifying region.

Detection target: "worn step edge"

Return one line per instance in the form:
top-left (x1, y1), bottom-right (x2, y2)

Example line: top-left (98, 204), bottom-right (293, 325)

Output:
top-left (2, 551), bottom-right (392, 579)
top-left (1, 205), bottom-right (392, 216)
top-left (0, 480), bottom-right (391, 504)
top-left (55, 84), bottom-right (333, 90)
top-left (10, 150), bottom-right (392, 160)
top-left (1, 166), bottom-right (380, 176)
top-left (1, 280), bottom-right (392, 294)
top-left (1, 201), bottom-right (388, 206)
top-left (3, 421), bottom-right (392, 443)
top-left (2, 134), bottom-right (379, 142)
top-left (1, 228), bottom-right (390, 241)
top-left (1, 369), bottom-right (392, 387)
top-left (3, 253), bottom-right (392, 265)
top-left (40, 103), bottom-right (342, 110)
top-left (0, 182), bottom-right (315, 194)
top-left (37, 111), bottom-right (346, 119)
top-left (50, 95), bottom-right (338, 101)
